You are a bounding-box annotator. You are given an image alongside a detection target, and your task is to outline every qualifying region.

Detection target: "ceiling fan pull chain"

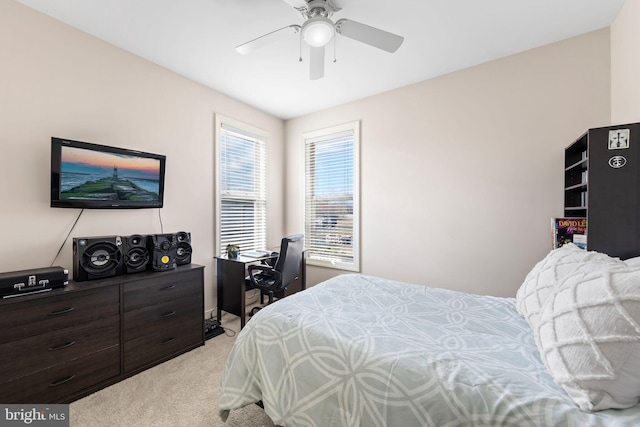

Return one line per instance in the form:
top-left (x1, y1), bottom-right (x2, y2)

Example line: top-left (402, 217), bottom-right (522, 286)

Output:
top-left (333, 34), bottom-right (337, 63)
top-left (299, 31), bottom-right (303, 62)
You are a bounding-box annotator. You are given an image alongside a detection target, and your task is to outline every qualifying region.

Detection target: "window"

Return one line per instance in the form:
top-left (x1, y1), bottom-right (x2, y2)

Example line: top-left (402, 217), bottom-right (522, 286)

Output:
top-left (215, 115), bottom-right (267, 255)
top-left (304, 121), bottom-right (360, 271)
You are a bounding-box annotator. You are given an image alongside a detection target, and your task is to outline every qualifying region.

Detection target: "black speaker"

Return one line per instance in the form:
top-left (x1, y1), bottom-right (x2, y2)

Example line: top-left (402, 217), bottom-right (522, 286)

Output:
top-left (123, 234), bottom-right (150, 274)
top-left (73, 236), bottom-right (124, 282)
top-left (147, 234), bottom-right (177, 272)
top-left (175, 231), bottom-right (192, 266)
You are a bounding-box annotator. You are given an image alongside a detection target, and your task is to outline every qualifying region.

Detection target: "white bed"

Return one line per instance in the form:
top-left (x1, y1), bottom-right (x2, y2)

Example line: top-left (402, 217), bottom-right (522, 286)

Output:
top-left (219, 269), bottom-right (640, 426)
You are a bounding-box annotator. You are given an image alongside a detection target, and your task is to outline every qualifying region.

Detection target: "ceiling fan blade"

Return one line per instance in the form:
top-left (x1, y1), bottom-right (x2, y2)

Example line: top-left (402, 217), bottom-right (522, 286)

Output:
top-left (335, 18), bottom-right (404, 53)
top-left (309, 45), bottom-right (325, 80)
top-left (282, 0), bottom-right (308, 9)
top-left (235, 25), bottom-right (301, 55)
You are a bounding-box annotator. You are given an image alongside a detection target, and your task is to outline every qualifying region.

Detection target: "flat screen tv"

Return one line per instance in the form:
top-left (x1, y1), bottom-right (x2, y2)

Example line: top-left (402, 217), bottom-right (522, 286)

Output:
top-left (51, 137), bottom-right (166, 209)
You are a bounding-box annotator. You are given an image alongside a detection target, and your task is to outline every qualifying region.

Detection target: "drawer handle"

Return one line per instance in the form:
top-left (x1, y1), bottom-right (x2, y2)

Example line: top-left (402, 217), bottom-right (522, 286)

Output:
top-left (160, 311), bottom-right (176, 318)
top-left (160, 285), bottom-right (176, 291)
top-left (160, 337), bottom-right (176, 345)
top-left (48, 307), bottom-right (75, 316)
top-left (48, 341), bottom-right (76, 351)
top-left (49, 375), bottom-right (76, 387)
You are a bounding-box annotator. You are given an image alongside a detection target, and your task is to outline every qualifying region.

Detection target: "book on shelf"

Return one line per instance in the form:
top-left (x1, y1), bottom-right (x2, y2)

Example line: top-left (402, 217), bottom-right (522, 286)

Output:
top-left (552, 217), bottom-right (587, 249)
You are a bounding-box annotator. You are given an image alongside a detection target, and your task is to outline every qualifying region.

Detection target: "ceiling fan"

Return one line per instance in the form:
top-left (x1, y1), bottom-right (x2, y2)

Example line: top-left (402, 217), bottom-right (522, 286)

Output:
top-left (235, 0), bottom-right (404, 80)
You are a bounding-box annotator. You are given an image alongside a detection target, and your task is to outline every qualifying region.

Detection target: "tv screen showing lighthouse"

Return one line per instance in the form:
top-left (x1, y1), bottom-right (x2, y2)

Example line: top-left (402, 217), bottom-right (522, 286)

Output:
top-left (60, 145), bottom-right (162, 202)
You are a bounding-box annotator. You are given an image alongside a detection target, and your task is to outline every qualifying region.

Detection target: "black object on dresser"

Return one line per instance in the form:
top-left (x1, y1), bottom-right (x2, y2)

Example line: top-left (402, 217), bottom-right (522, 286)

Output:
top-left (122, 234), bottom-right (150, 274)
top-left (0, 266), bottom-right (68, 298)
top-left (147, 233), bottom-right (178, 272)
top-left (0, 264), bottom-right (204, 404)
top-left (72, 232), bottom-right (192, 281)
top-left (175, 231), bottom-right (192, 266)
top-left (564, 122), bottom-right (640, 259)
top-left (73, 235), bottom-right (124, 282)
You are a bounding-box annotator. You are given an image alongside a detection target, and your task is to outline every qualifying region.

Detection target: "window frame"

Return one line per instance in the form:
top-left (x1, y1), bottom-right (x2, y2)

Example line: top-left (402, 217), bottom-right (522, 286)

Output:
top-left (303, 120), bottom-right (360, 272)
top-left (214, 114), bottom-right (268, 257)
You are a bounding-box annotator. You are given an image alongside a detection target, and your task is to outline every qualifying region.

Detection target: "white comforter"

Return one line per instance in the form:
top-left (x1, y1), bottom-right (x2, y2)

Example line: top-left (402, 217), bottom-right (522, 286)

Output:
top-left (219, 274), bottom-right (640, 426)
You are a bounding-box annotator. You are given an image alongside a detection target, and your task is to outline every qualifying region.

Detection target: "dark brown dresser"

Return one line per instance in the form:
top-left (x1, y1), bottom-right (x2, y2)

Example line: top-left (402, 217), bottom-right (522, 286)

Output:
top-left (0, 264), bottom-right (204, 403)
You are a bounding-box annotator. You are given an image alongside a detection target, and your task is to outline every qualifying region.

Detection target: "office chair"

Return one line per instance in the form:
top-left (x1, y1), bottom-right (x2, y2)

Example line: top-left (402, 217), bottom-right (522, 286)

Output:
top-left (247, 234), bottom-right (304, 316)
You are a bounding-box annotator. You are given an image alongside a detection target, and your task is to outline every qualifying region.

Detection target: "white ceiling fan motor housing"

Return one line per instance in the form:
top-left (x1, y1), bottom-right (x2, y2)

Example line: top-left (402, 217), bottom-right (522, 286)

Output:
top-left (302, 16), bottom-right (335, 47)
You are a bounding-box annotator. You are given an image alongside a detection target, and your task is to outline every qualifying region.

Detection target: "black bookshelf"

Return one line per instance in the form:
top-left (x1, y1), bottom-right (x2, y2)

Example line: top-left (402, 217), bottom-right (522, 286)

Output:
top-left (564, 122), bottom-right (640, 259)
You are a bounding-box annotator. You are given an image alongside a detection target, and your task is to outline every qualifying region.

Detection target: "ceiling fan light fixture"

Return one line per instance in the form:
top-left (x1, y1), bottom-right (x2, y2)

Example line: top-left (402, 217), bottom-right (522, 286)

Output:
top-left (302, 16), bottom-right (334, 47)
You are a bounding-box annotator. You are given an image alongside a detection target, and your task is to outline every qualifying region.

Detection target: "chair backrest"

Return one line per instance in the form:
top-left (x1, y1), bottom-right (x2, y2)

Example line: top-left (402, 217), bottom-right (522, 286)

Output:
top-left (274, 234), bottom-right (304, 288)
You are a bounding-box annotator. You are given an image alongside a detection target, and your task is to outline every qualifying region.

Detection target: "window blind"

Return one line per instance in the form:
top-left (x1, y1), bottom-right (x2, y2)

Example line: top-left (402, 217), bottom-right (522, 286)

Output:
top-left (218, 123), bottom-right (266, 254)
top-left (305, 125), bottom-right (359, 270)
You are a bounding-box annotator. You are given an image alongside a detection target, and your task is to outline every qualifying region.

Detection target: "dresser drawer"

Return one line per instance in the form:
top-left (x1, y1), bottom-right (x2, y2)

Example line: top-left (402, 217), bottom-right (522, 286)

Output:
top-left (0, 285), bottom-right (119, 344)
top-left (123, 320), bottom-right (202, 374)
top-left (123, 294), bottom-right (201, 342)
top-left (123, 269), bottom-right (202, 312)
top-left (0, 346), bottom-right (120, 404)
top-left (0, 315), bottom-right (119, 383)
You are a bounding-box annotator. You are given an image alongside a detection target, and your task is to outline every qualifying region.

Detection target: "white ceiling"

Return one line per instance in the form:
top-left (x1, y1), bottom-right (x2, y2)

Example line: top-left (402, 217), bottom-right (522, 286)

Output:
top-left (17, 0), bottom-right (626, 120)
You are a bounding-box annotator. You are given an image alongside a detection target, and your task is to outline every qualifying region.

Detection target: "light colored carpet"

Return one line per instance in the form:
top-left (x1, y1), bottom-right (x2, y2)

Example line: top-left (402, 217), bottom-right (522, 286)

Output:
top-left (70, 309), bottom-right (275, 427)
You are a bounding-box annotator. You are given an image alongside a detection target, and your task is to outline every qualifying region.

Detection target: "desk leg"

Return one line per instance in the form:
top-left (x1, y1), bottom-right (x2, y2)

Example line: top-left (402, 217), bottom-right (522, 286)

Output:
top-left (216, 258), bottom-right (223, 323)
top-left (301, 250), bottom-right (306, 291)
top-left (240, 299), bottom-right (246, 329)
top-left (216, 257), bottom-right (248, 329)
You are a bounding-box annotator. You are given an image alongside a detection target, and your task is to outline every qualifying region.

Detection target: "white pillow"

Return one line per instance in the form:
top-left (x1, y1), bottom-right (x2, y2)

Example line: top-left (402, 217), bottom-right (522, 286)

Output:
top-left (535, 262), bottom-right (640, 411)
top-left (624, 256), bottom-right (640, 268)
top-left (515, 244), bottom-right (621, 330)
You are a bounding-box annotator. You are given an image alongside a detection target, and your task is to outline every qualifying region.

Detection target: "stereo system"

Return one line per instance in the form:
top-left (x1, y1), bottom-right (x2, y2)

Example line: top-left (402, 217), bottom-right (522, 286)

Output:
top-left (73, 232), bottom-right (192, 282)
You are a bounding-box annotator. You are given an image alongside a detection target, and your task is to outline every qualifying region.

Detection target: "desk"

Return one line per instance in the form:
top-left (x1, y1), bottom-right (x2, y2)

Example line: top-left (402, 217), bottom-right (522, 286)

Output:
top-left (215, 253), bottom-right (305, 329)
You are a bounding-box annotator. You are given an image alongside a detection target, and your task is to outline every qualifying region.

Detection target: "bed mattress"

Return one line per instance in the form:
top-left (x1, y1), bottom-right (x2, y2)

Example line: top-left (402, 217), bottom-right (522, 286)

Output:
top-left (219, 274), bottom-right (640, 426)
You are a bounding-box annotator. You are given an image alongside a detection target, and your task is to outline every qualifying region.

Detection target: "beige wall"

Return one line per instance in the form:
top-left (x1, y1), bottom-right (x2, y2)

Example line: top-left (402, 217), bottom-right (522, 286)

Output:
top-left (285, 30), bottom-right (611, 297)
top-left (0, 1), bottom-right (285, 316)
top-left (611, 0), bottom-right (640, 124)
